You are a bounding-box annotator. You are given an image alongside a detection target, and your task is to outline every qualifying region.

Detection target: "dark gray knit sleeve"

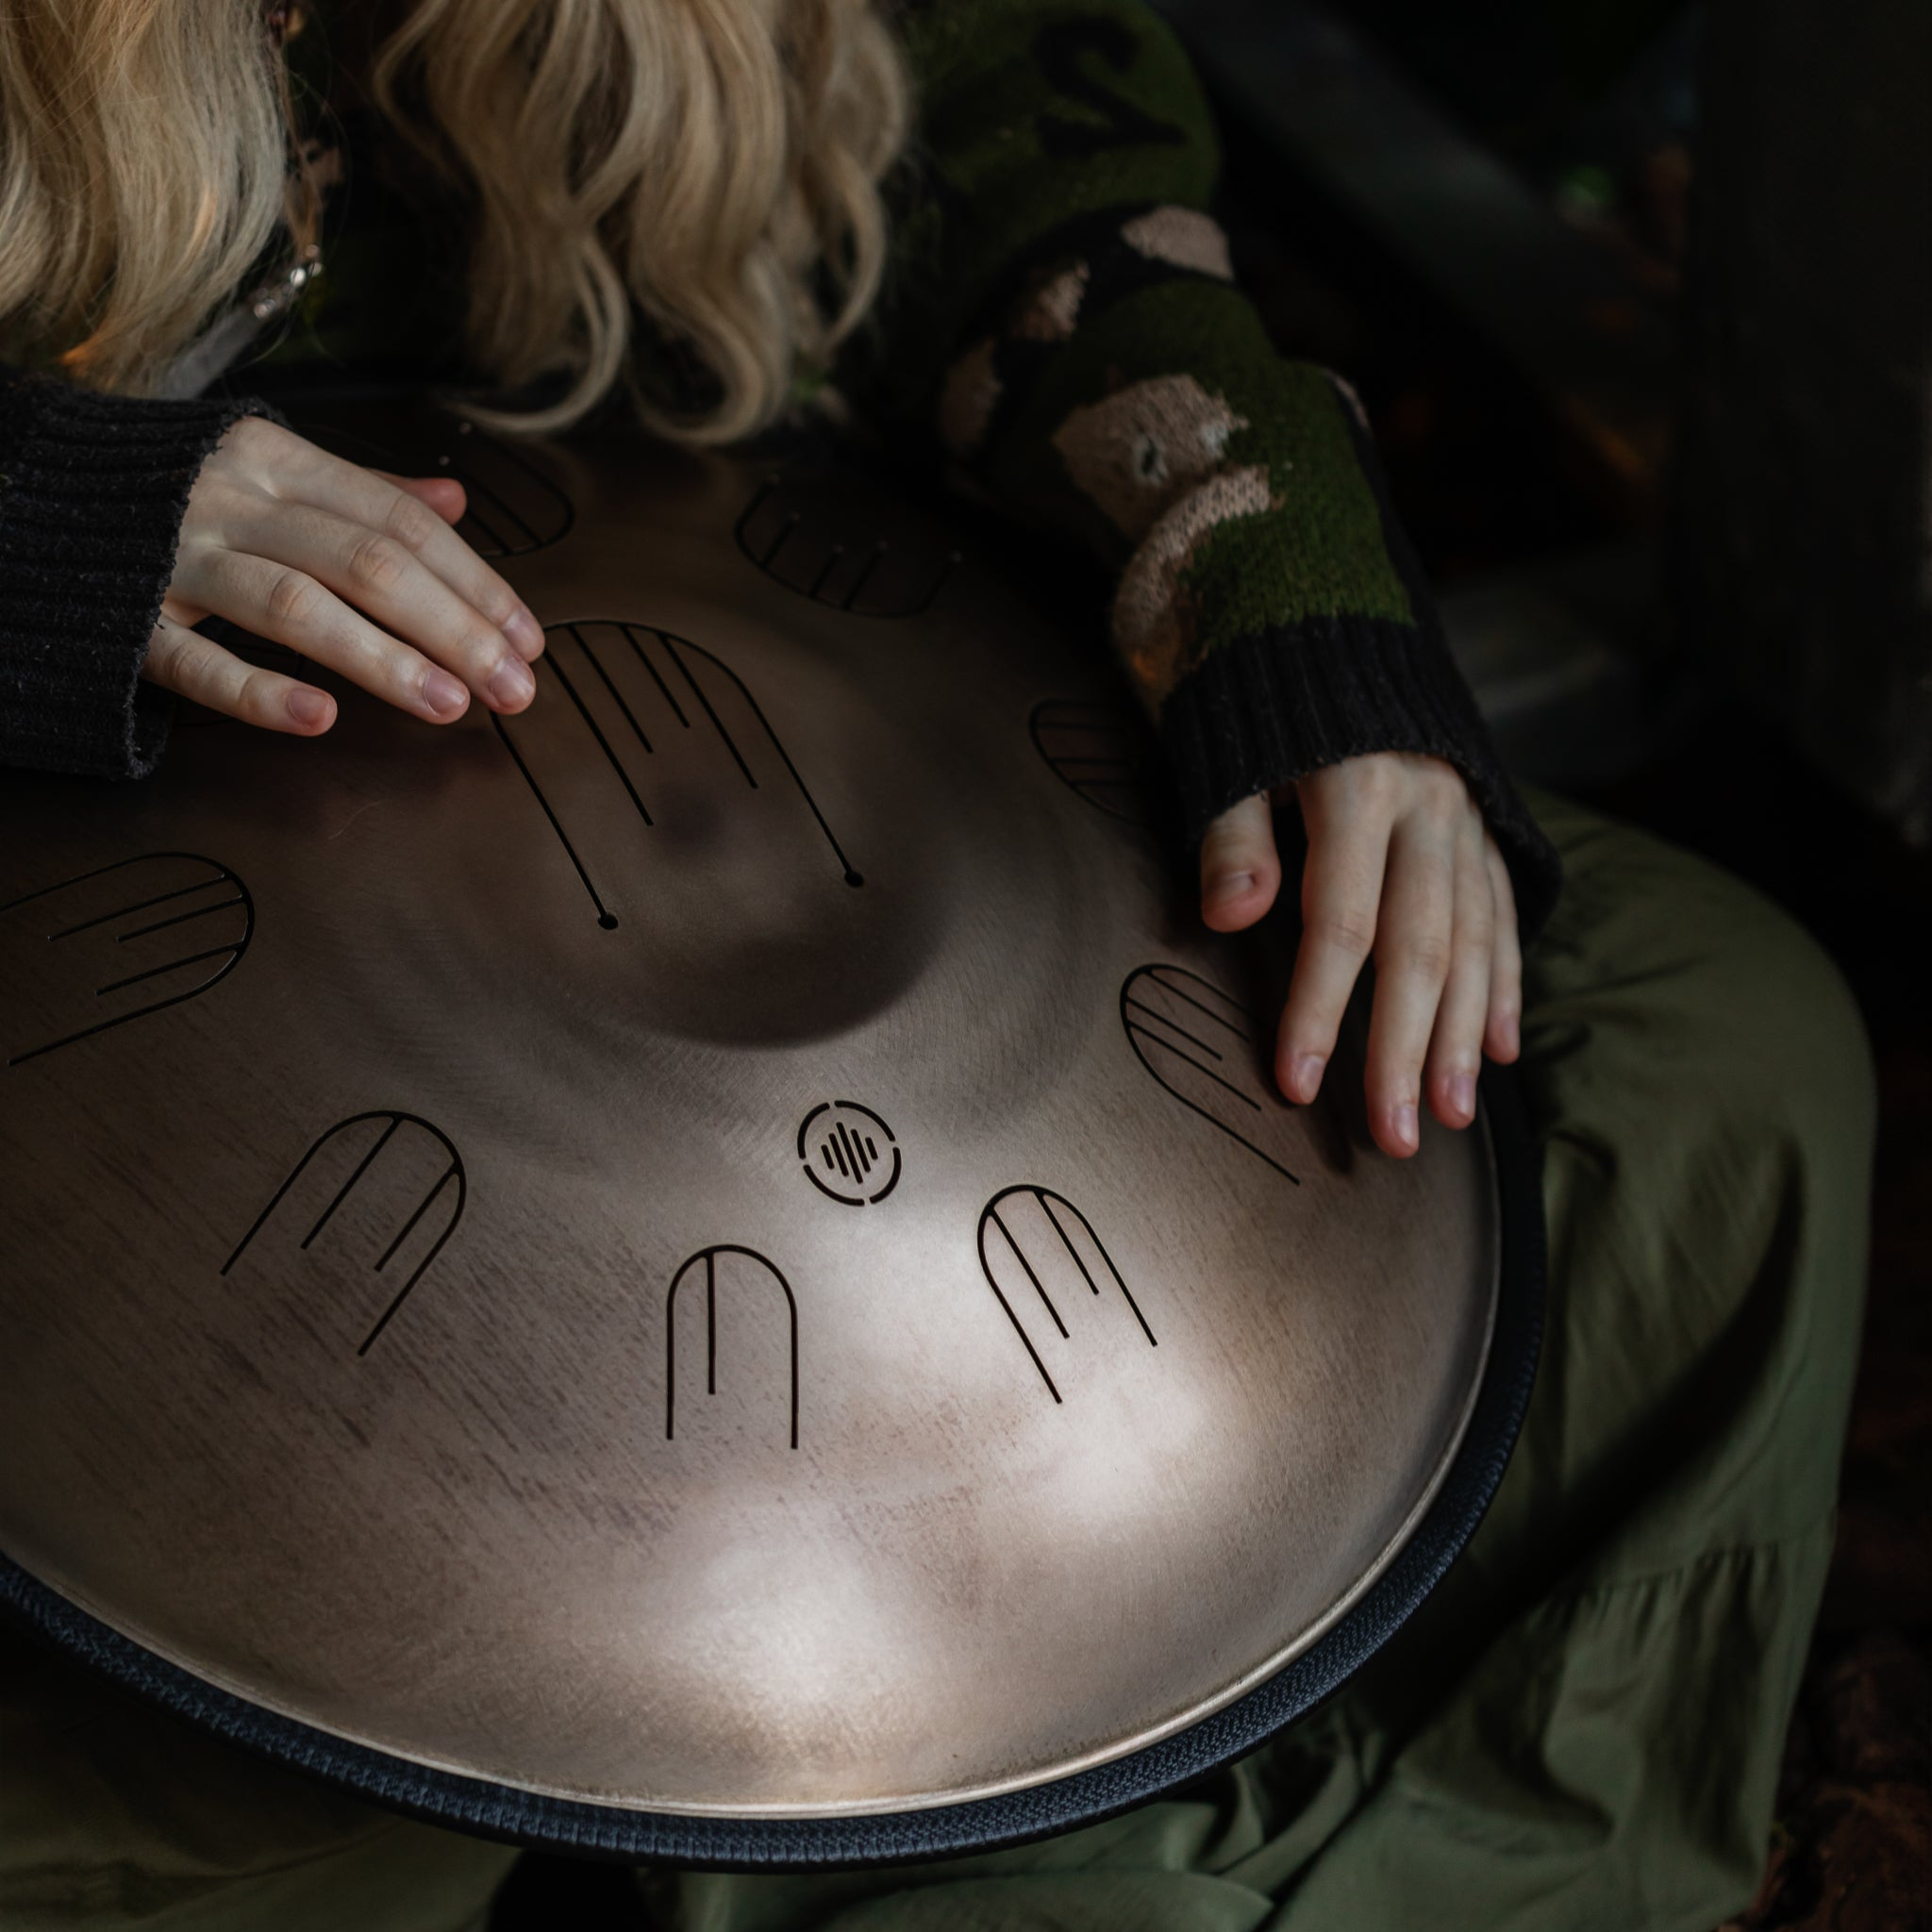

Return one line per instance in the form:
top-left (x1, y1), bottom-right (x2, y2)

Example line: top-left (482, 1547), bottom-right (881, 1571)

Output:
top-left (0, 370), bottom-right (281, 780)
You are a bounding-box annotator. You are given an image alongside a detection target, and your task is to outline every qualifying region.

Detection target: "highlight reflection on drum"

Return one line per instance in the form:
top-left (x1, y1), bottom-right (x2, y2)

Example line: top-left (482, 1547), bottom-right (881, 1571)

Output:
top-left (0, 405), bottom-right (1542, 1865)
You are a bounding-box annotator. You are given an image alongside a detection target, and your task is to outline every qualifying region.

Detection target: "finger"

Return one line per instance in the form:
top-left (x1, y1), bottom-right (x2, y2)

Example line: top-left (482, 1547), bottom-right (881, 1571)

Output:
top-left (258, 439), bottom-right (544, 659)
top-left (141, 616), bottom-right (336, 735)
top-left (375, 470), bottom-right (468, 527)
top-left (1424, 817), bottom-right (1496, 1129)
top-left (1275, 782), bottom-right (1394, 1107)
top-left (175, 548), bottom-right (474, 724)
top-left (215, 498), bottom-right (536, 713)
top-left (1484, 846), bottom-right (1523, 1063)
top-left (1363, 815), bottom-right (1457, 1157)
top-left (1200, 792), bottom-right (1282, 932)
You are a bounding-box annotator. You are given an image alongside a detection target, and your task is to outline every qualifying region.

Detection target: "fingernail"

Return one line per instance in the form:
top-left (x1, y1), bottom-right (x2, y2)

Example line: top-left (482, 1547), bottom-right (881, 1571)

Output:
top-left (424, 669), bottom-right (469, 719)
top-left (1291, 1053), bottom-right (1325, 1103)
top-left (1449, 1071), bottom-right (1475, 1120)
top-left (1394, 1101), bottom-right (1419, 1151)
top-left (506, 607), bottom-right (544, 658)
top-left (286, 688), bottom-right (332, 729)
top-left (489, 657), bottom-right (536, 708)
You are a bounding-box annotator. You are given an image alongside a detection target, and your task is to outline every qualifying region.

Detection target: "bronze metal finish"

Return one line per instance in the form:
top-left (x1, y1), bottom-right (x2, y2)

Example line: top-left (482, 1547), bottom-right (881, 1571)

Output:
top-left (0, 413), bottom-right (1499, 1824)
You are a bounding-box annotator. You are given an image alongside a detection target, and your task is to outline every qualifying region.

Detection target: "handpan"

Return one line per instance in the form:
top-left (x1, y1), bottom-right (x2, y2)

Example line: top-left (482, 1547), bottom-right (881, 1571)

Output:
top-left (0, 401), bottom-right (1542, 1865)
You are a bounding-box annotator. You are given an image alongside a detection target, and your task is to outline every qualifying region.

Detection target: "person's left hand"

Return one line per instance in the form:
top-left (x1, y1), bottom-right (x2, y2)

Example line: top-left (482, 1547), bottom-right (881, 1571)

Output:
top-left (1199, 753), bottom-right (1521, 1159)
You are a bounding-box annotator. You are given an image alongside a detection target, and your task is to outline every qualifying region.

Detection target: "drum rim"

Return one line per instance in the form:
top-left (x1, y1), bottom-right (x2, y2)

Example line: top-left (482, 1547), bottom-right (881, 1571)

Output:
top-left (0, 1061), bottom-right (1544, 1871)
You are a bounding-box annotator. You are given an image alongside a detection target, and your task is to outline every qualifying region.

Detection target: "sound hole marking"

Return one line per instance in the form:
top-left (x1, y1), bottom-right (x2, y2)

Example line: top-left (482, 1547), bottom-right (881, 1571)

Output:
top-left (797, 1100), bottom-right (901, 1206)
top-left (1121, 964), bottom-right (1302, 1184)
top-left (665, 1245), bottom-right (800, 1449)
top-left (1, 853), bottom-right (253, 1066)
top-left (495, 622), bottom-right (862, 928)
top-left (221, 1111), bottom-right (466, 1356)
top-left (977, 1187), bottom-right (1154, 1404)
top-left (1028, 699), bottom-right (1158, 824)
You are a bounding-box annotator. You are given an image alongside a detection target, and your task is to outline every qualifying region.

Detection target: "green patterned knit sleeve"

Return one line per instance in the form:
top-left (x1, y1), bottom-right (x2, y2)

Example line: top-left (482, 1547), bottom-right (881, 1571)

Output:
top-left (862, 0), bottom-right (1560, 935)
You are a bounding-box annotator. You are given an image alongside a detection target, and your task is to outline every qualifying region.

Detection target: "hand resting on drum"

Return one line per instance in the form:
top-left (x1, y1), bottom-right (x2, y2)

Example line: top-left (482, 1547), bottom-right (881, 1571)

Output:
top-left (142, 416), bottom-right (546, 733)
top-left (1200, 757), bottom-right (1521, 1160)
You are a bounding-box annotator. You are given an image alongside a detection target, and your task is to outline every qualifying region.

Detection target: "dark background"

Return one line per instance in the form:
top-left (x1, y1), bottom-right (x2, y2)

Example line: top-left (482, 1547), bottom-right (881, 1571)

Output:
top-left (1171, 7), bottom-right (1932, 1924)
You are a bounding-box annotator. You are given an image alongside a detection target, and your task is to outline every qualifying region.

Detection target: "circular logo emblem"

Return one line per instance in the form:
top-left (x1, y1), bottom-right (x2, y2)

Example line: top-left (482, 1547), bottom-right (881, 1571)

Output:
top-left (797, 1101), bottom-right (900, 1206)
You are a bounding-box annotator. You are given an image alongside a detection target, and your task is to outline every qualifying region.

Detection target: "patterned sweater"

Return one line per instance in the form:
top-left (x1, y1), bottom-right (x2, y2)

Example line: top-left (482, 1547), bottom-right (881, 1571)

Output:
top-left (0, 0), bottom-right (1559, 933)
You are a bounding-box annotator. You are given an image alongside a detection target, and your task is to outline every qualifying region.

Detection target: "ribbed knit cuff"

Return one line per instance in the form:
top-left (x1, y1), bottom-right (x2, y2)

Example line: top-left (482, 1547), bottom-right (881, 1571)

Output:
top-left (0, 373), bottom-right (284, 780)
top-left (1161, 614), bottom-right (1564, 941)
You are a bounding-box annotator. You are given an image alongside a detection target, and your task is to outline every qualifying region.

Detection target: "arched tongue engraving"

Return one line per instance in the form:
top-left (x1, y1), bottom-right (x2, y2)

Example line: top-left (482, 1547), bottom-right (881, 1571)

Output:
top-left (1028, 699), bottom-right (1158, 824)
top-left (664, 1245), bottom-right (800, 1451)
top-left (494, 621), bottom-right (859, 933)
top-left (463, 617), bottom-right (935, 1050)
top-left (297, 410), bottom-right (574, 561)
top-left (1, 853), bottom-right (253, 1068)
top-left (220, 1111), bottom-right (466, 1357)
top-left (439, 421), bottom-right (575, 559)
top-left (1120, 963), bottom-right (1302, 1184)
top-left (977, 1186), bottom-right (1155, 1404)
top-left (736, 473), bottom-right (960, 618)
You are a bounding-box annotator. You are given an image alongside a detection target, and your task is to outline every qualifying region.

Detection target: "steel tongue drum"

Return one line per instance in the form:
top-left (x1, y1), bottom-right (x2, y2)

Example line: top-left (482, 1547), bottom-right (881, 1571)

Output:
top-left (0, 402), bottom-right (1542, 1867)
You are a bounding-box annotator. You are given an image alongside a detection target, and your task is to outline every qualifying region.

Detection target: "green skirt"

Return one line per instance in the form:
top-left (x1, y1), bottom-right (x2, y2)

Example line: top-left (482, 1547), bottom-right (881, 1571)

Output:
top-left (0, 790), bottom-right (1875, 1932)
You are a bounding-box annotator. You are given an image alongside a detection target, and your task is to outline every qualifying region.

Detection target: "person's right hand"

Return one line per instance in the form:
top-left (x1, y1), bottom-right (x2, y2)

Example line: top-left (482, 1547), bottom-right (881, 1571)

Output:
top-left (142, 414), bottom-right (546, 734)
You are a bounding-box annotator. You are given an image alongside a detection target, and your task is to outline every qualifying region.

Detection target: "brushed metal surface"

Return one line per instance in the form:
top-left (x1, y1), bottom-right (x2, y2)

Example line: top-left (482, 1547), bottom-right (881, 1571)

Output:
top-left (0, 409), bottom-right (1498, 1822)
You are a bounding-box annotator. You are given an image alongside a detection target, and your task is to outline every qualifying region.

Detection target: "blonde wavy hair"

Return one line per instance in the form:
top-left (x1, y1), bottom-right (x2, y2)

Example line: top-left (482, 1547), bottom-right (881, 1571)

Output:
top-left (0, 0), bottom-right (910, 441)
